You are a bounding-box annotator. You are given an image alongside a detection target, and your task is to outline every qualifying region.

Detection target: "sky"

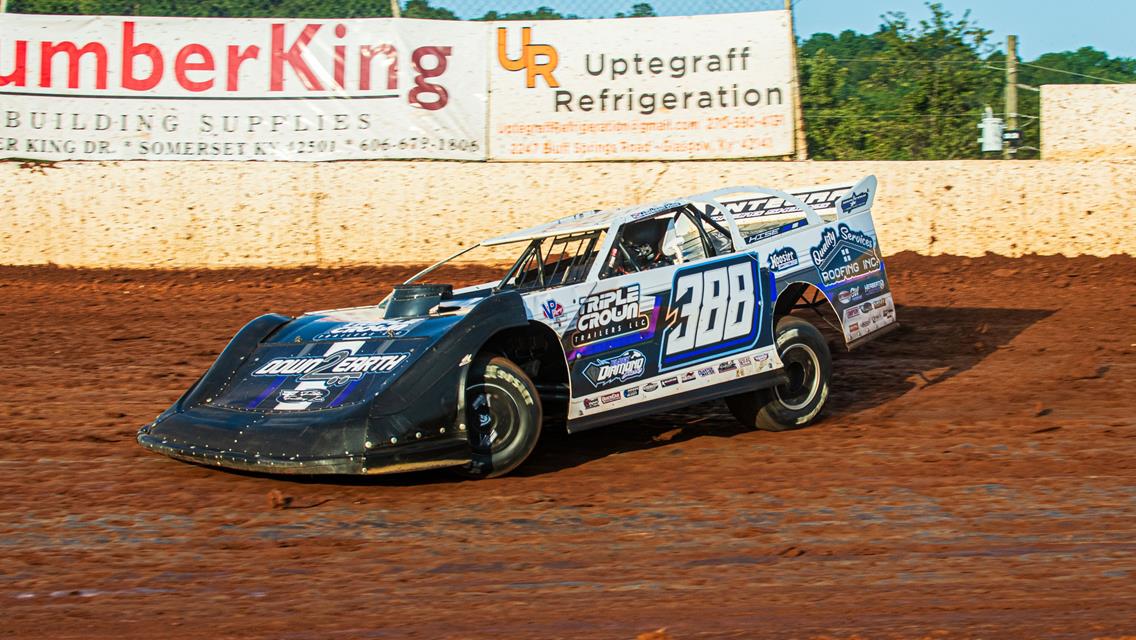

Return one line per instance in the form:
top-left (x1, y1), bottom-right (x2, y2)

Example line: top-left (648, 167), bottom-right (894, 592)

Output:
top-left (446, 0), bottom-right (1136, 60)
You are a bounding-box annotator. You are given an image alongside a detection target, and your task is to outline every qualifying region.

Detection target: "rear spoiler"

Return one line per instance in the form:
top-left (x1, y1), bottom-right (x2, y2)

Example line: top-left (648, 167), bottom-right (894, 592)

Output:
top-left (708, 175), bottom-right (877, 221)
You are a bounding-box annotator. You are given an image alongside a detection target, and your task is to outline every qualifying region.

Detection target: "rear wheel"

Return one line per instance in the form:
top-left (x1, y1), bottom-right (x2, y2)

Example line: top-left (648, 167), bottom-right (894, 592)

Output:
top-left (455, 356), bottom-right (542, 478)
top-left (726, 316), bottom-right (831, 432)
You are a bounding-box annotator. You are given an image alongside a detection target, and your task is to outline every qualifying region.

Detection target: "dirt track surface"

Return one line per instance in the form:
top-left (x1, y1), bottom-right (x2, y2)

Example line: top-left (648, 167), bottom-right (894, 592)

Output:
top-left (1, 253), bottom-right (1133, 639)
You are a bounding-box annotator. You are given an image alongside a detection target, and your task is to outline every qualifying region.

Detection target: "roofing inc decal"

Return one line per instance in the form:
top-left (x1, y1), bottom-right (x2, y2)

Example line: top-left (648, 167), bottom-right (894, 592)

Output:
top-left (489, 12), bottom-right (795, 161)
top-left (0, 14), bottom-right (488, 161)
top-left (810, 223), bottom-right (882, 288)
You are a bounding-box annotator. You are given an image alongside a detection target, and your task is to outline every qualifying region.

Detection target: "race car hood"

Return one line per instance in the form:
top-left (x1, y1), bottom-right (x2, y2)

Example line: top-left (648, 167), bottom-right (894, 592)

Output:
top-left (139, 290), bottom-right (529, 474)
top-left (207, 306), bottom-right (468, 414)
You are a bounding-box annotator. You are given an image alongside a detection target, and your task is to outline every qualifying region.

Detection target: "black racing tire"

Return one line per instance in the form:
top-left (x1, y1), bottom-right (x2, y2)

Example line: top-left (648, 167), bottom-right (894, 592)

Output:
top-left (455, 356), bottom-right (542, 479)
top-left (726, 316), bottom-right (831, 432)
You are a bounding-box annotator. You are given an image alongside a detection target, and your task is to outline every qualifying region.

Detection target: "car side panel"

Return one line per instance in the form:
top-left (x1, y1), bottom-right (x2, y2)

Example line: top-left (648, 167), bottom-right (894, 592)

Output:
top-left (523, 252), bottom-right (779, 428)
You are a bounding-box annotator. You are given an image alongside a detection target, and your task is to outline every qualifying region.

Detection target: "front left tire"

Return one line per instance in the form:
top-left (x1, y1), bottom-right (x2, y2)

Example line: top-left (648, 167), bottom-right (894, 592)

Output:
top-left (456, 356), bottom-right (542, 478)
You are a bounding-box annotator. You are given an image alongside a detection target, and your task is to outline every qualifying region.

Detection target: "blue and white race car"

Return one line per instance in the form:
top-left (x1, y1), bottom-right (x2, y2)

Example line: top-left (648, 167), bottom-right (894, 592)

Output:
top-left (138, 176), bottom-right (898, 478)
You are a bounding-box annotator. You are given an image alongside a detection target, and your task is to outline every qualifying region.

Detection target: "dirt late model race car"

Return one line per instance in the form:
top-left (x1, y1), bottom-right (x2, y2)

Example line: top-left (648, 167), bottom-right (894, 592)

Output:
top-left (138, 176), bottom-right (898, 478)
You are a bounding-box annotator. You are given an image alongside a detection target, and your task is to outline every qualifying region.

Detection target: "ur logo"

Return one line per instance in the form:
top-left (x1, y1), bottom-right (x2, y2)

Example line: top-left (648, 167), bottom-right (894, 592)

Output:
top-left (497, 27), bottom-right (559, 88)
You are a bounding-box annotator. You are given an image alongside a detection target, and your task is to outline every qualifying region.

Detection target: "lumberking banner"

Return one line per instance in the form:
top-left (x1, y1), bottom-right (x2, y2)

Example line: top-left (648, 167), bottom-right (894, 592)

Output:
top-left (489, 11), bottom-right (796, 160)
top-left (0, 15), bottom-right (488, 160)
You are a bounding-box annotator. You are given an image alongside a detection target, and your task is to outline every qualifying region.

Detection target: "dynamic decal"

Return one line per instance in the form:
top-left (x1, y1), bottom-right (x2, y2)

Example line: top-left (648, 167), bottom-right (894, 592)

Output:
top-left (572, 284), bottom-right (651, 347)
top-left (766, 246), bottom-right (800, 273)
top-left (809, 223), bottom-right (882, 288)
top-left (314, 319), bottom-right (420, 341)
top-left (660, 255), bottom-right (763, 371)
top-left (253, 349), bottom-right (409, 386)
top-left (582, 349), bottom-right (647, 388)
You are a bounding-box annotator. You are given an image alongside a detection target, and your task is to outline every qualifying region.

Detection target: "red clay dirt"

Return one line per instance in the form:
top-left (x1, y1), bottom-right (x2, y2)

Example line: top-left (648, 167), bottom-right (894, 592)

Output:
top-left (0, 253), bottom-right (1133, 639)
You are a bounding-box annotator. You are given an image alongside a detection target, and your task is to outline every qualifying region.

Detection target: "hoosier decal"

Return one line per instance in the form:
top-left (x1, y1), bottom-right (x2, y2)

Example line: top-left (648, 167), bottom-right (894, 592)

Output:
top-left (766, 246), bottom-right (800, 273)
top-left (572, 284), bottom-right (650, 347)
top-left (582, 349), bottom-right (647, 388)
top-left (810, 224), bottom-right (881, 288)
top-left (253, 349), bottom-right (408, 386)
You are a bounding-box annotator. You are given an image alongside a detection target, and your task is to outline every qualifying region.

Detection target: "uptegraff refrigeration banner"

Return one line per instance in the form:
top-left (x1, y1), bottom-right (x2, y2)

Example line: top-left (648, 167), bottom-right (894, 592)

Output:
top-left (0, 15), bottom-right (488, 160)
top-left (0, 12), bottom-right (796, 162)
top-left (489, 11), bottom-right (795, 160)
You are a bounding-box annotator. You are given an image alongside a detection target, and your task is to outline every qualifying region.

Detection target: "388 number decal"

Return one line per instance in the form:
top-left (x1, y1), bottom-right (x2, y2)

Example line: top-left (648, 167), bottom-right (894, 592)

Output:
top-left (660, 256), bottom-right (764, 371)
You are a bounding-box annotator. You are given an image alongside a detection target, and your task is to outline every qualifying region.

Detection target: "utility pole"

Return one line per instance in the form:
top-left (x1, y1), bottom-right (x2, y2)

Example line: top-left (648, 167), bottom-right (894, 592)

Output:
top-left (785, 0), bottom-right (808, 160)
top-left (390, 0), bottom-right (401, 18)
top-left (1004, 35), bottom-right (1018, 159)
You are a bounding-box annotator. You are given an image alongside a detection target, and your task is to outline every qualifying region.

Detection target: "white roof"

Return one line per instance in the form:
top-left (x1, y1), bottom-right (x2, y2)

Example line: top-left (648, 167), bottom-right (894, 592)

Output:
top-left (482, 198), bottom-right (688, 246)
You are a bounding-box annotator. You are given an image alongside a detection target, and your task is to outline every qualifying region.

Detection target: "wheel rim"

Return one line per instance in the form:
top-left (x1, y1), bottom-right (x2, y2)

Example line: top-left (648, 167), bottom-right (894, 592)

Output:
top-left (774, 343), bottom-right (821, 411)
top-left (467, 382), bottom-right (522, 455)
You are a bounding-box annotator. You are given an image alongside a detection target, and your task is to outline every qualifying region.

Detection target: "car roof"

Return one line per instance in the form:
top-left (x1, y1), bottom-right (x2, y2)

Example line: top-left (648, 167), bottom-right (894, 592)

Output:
top-left (481, 198), bottom-right (689, 246)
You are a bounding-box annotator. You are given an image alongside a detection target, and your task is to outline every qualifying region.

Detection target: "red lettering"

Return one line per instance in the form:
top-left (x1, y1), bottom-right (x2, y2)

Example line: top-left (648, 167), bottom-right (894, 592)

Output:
top-left (408, 46), bottom-right (450, 111)
top-left (359, 44), bottom-right (397, 91)
top-left (225, 45), bottom-right (259, 91)
top-left (270, 23), bottom-right (322, 91)
top-left (1, 40), bottom-right (28, 87)
top-left (174, 43), bottom-right (214, 92)
top-left (121, 22), bottom-right (163, 91)
top-left (40, 41), bottom-right (108, 89)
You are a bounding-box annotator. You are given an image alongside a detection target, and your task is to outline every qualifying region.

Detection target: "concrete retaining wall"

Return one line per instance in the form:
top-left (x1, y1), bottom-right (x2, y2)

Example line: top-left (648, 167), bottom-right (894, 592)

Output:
top-left (2, 159), bottom-right (1133, 267)
top-left (1042, 84), bottom-right (1136, 160)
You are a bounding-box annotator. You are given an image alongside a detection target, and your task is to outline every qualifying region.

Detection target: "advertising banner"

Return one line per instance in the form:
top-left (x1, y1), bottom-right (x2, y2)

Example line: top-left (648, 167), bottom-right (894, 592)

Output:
top-left (0, 15), bottom-right (488, 160)
top-left (488, 11), bottom-right (796, 161)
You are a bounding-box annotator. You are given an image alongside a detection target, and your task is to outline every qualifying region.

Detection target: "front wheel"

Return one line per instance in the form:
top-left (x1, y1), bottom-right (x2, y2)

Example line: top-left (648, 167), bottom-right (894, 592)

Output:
top-left (726, 316), bottom-right (831, 432)
top-left (455, 356), bottom-right (542, 479)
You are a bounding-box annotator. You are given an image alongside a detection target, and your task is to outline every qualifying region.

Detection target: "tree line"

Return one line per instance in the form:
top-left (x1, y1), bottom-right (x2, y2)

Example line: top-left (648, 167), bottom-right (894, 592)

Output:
top-left (8, 1), bottom-right (1134, 159)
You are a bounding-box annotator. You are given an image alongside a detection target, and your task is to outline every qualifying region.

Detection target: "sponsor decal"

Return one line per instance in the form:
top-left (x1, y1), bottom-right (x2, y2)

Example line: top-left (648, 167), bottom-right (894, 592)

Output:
top-left (839, 190), bottom-right (869, 213)
top-left (838, 290), bottom-right (852, 305)
top-left (766, 246), bottom-right (800, 273)
top-left (697, 367), bottom-right (715, 377)
top-left (314, 319), bottom-right (420, 341)
top-left (718, 360), bottom-right (737, 373)
top-left (623, 387), bottom-right (639, 398)
top-left (642, 382), bottom-right (660, 392)
top-left (809, 223), bottom-right (881, 288)
top-left (276, 388), bottom-right (329, 403)
top-left (755, 353), bottom-right (769, 362)
top-left (681, 371), bottom-right (696, 383)
top-left (584, 397), bottom-right (600, 409)
top-left (601, 391), bottom-right (621, 404)
top-left (582, 349), bottom-right (647, 388)
top-left (661, 376), bottom-right (679, 388)
top-left (873, 299), bottom-right (887, 309)
top-left (846, 306), bottom-right (860, 318)
top-left (573, 284), bottom-right (651, 347)
top-left (860, 302), bottom-right (873, 314)
top-left (253, 349), bottom-right (408, 385)
top-left (849, 322), bottom-right (859, 332)
top-left (744, 219), bottom-right (808, 244)
top-left (865, 279), bottom-right (886, 294)
top-left (541, 299), bottom-right (565, 320)
top-left (707, 187), bottom-right (847, 222)
top-left (629, 201), bottom-right (685, 221)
